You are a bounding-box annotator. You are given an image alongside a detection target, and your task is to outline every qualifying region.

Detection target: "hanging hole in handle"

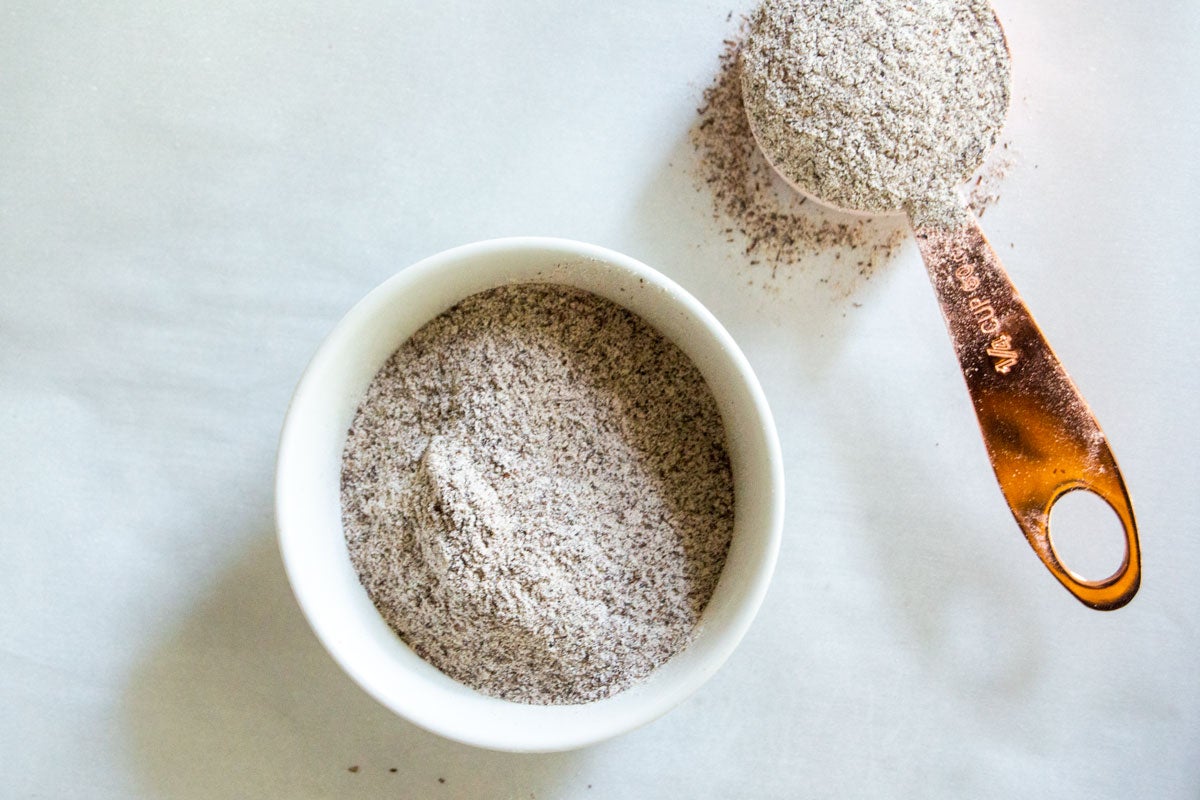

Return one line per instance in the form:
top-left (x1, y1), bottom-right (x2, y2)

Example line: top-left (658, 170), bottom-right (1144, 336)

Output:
top-left (1047, 488), bottom-right (1129, 583)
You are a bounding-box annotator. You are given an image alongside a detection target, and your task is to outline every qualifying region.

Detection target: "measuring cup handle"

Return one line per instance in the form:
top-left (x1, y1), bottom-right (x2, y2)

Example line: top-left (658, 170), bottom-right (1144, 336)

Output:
top-left (911, 216), bottom-right (1140, 610)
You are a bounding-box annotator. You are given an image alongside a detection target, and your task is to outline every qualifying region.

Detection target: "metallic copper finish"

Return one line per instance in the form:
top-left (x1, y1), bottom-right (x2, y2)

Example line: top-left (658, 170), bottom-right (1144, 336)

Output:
top-left (913, 218), bottom-right (1140, 610)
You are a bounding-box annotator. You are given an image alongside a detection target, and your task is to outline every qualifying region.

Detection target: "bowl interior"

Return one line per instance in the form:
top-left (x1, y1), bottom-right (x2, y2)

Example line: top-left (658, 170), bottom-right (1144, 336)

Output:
top-left (276, 238), bottom-right (782, 752)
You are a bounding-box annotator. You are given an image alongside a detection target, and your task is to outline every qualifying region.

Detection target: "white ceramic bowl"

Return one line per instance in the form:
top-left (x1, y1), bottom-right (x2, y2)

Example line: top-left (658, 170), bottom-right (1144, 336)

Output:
top-left (275, 237), bottom-right (783, 752)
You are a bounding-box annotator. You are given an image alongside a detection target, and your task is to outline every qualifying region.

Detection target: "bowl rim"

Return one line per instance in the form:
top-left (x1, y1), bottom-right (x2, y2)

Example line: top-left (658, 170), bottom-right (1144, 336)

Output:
top-left (275, 236), bottom-right (784, 751)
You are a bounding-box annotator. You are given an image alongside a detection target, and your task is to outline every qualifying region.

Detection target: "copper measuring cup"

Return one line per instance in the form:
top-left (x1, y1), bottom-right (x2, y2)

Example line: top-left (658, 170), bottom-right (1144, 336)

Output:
top-left (741, 17), bottom-right (1140, 611)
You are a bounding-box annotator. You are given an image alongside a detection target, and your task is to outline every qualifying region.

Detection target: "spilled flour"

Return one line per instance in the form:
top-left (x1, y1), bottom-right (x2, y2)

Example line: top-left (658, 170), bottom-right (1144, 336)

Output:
top-left (692, 29), bottom-right (907, 288)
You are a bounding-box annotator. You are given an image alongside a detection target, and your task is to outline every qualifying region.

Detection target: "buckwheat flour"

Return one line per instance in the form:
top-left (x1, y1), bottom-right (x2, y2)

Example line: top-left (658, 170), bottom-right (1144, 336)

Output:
top-left (692, 32), bottom-right (907, 281)
top-left (739, 0), bottom-right (1012, 227)
top-left (340, 283), bottom-right (734, 705)
top-left (741, 0), bottom-right (1011, 227)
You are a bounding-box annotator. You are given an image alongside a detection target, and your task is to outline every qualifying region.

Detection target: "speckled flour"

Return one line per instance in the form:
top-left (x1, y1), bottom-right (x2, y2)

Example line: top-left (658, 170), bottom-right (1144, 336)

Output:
top-left (741, 0), bottom-right (1011, 226)
top-left (691, 30), bottom-right (907, 281)
top-left (340, 283), bottom-right (734, 704)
